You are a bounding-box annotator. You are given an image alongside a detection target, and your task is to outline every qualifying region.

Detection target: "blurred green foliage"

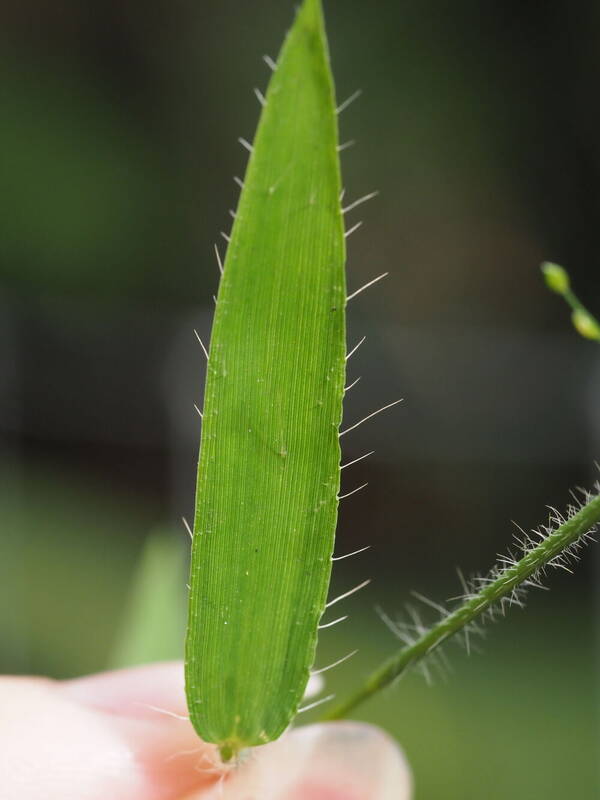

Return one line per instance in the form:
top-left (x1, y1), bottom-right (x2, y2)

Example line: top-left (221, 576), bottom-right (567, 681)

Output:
top-left (109, 529), bottom-right (186, 670)
top-left (0, 464), bottom-right (152, 676)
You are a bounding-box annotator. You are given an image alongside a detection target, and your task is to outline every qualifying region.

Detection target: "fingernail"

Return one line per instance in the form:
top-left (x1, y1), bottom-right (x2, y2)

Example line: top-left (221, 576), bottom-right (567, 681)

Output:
top-left (285, 722), bottom-right (412, 800)
top-left (193, 721), bottom-right (412, 800)
top-left (304, 674), bottom-right (325, 699)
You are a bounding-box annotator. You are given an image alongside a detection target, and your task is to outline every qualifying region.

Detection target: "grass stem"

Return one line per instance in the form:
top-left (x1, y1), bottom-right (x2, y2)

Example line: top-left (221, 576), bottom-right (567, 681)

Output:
top-left (324, 487), bottom-right (600, 720)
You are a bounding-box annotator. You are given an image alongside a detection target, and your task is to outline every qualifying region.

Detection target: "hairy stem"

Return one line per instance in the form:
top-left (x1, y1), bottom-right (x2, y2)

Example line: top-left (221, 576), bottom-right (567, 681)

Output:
top-left (324, 489), bottom-right (600, 720)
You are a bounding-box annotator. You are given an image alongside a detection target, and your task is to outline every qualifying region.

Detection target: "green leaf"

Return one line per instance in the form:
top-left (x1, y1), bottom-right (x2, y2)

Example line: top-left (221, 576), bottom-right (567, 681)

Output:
top-left (185, 0), bottom-right (345, 759)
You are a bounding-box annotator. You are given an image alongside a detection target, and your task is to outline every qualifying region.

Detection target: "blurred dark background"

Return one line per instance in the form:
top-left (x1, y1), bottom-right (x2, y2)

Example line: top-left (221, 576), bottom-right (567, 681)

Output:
top-left (1, 1), bottom-right (599, 796)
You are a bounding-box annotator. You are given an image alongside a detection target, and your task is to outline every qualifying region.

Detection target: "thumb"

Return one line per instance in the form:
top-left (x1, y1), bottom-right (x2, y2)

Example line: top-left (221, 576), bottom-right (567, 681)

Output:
top-left (184, 721), bottom-right (413, 800)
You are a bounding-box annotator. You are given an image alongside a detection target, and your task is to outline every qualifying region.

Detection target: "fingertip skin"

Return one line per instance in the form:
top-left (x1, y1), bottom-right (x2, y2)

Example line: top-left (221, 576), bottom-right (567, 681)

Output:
top-left (0, 669), bottom-right (221, 800)
top-left (182, 723), bottom-right (413, 800)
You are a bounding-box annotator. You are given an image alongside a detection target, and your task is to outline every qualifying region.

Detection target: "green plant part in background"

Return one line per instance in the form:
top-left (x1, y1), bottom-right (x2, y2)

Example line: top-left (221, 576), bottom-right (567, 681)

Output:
top-left (541, 261), bottom-right (600, 341)
top-left (110, 531), bottom-right (185, 670)
top-left (325, 485), bottom-right (600, 720)
top-left (185, 0), bottom-right (346, 761)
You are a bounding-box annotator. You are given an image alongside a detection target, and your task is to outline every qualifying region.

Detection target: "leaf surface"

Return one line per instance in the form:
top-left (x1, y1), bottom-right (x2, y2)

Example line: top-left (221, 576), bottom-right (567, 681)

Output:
top-left (185, 0), bottom-right (345, 757)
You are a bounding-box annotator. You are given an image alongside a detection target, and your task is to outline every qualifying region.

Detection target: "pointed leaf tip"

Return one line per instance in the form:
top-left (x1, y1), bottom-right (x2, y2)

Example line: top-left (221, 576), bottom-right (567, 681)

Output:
top-left (299, 0), bottom-right (324, 27)
top-left (302, 0), bottom-right (322, 12)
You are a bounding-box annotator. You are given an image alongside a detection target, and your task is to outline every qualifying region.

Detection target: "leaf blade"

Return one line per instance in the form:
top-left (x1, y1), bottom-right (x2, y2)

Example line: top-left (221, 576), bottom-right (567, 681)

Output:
top-left (185, 0), bottom-right (345, 756)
